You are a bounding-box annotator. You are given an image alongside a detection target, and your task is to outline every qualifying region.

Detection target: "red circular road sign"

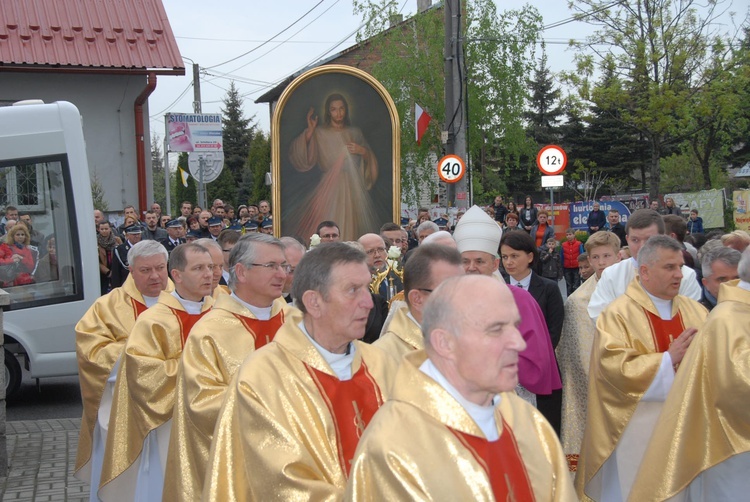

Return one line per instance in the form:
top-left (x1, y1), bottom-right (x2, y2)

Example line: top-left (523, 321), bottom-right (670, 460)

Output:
top-left (437, 154), bottom-right (466, 184)
top-left (536, 145), bottom-right (567, 175)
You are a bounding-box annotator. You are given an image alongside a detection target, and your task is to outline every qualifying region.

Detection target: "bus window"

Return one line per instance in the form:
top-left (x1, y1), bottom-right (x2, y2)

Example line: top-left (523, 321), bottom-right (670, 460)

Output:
top-left (0, 154), bottom-right (83, 309)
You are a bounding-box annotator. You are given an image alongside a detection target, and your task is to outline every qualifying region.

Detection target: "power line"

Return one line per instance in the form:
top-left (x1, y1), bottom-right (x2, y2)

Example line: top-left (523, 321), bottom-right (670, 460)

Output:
top-left (149, 81), bottom-right (193, 118)
top-left (543, 0), bottom-right (626, 30)
top-left (204, 1), bottom-right (326, 70)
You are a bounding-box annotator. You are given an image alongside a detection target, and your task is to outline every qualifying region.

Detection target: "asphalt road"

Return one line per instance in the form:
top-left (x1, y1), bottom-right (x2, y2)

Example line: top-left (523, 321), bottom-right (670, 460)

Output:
top-left (5, 372), bottom-right (82, 421)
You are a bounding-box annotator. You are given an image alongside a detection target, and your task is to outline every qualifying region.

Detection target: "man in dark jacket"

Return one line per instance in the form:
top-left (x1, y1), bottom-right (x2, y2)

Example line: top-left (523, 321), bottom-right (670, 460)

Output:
top-left (586, 202), bottom-right (607, 234)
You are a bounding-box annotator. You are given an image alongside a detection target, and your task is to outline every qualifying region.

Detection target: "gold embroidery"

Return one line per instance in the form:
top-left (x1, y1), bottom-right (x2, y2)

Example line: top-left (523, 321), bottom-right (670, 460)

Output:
top-left (352, 401), bottom-right (365, 437)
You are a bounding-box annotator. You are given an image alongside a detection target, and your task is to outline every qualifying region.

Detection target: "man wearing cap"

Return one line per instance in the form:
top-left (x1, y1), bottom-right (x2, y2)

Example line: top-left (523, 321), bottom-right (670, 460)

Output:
top-left (185, 230), bottom-right (201, 243)
top-left (453, 206), bottom-right (561, 411)
top-left (159, 220), bottom-right (186, 255)
top-left (110, 224), bottom-right (143, 288)
top-left (374, 244), bottom-right (463, 360)
top-left (243, 220), bottom-right (258, 233)
top-left (164, 234), bottom-right (290, 501)
top-left (346, 275), bottom-right (575, 501)
top-left (203, 243), bottom-right (397, 501)
top-left (100, 243), bottom-right (215, 502)
top-left (207, 217), bottom-right (224, 241)
top-left (260, 218), bottom-right (274, 234)
top-left (74, 241), bottom-right (173, 499)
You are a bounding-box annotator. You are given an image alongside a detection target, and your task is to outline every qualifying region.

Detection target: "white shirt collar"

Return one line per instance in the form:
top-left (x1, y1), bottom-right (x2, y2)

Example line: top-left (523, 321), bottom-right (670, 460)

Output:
top-left (419, 358), bottom-right (499, 440)
top-left (643, 289), bottom-right (674, 320)
top-left (739, 280), bottom-right (750, 292)
top-left (511, 270), bottom-right (532, 290)
top-left (170, 290), bottom-right (205, 314)
top-left (230, 292), bottom-right (272, 320)
top-left (142, 295), bottom-right (159, 308)
top-left (298, 321), bottom-right (355, 381)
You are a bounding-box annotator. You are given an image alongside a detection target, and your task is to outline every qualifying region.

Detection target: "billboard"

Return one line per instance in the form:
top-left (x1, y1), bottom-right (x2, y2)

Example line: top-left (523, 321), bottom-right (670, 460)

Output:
top-left (569, 201), bottom-right (633, 233)
top-left (166, 113), bottom-right (223, 152)
top-left (665, 189), bottom-right (724, 228)
top-left (734, 190), bottom-right (750, 231)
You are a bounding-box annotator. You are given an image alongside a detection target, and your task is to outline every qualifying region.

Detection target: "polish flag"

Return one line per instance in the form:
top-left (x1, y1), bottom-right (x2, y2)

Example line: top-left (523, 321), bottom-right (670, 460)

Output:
top-left (415, 103), bottom-right (432, 145)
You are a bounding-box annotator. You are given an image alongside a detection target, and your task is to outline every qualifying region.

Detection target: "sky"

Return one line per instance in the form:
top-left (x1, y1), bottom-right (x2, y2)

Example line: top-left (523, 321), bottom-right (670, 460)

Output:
top-left (151, 0), bottom-right (747, 141)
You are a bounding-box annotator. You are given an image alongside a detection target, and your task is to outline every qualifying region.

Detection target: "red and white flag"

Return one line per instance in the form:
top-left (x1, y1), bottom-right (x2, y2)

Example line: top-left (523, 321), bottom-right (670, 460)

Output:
top-left (415, 103), bottom-right (432, 145)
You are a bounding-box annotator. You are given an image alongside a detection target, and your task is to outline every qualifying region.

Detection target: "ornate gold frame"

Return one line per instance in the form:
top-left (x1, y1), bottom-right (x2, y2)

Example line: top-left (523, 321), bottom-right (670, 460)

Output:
top-left (270, 64), bottom-right (401, 238)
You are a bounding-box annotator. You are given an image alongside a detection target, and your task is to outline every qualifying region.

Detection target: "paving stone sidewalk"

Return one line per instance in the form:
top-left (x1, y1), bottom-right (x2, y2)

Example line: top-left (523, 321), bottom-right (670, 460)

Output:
top-left (0, 419), bottom-right (89, 501)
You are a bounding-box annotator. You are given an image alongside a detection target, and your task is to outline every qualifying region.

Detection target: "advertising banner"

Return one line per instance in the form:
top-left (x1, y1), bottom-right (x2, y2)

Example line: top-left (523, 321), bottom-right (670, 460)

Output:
top-left (733, 190), bottom-right (750, 231)
top-left (537, 203), bottom-right (571, 241)
top-left (569, 201), bottom-right (633, 233)
top-left (166, 113), bottom-right (223, 152)
top-left (665, 189), bottom-right (724, 228)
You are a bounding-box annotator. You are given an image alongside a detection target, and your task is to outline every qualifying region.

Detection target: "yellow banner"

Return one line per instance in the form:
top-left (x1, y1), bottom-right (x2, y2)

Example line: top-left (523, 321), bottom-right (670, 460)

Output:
top-left (733, 190), bottom-right (750, 231)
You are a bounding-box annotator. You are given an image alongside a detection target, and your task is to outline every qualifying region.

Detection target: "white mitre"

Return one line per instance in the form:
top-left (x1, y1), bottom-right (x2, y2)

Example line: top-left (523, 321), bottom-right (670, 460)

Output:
top-left (453, 205), bottom-right (502, 255)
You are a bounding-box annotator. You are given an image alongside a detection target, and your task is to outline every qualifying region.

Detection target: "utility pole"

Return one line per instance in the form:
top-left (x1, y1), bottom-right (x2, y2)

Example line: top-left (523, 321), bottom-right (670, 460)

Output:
top-left (192, 63), bottom-right (207, 209)
top-left (443, 0), bottom-right (468, 210)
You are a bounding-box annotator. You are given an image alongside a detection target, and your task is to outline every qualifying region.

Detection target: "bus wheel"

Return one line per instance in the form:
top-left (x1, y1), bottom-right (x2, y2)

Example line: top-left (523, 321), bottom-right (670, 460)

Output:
top-left (4, 349), bottom-right (21, 398)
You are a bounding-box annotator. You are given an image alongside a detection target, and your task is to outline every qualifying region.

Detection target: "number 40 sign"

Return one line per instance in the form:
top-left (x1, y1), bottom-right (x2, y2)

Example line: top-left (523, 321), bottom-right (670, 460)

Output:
top-left (437, 154), bottom-right (466, 184)
top-left (536, 145), bottom-right (567, 175)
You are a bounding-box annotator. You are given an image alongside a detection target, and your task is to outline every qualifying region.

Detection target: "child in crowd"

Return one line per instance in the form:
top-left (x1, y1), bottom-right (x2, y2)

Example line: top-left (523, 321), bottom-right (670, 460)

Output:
top-left (561, 228), bottom-right (583, 296)
top-left (618, 246), bottom-right (632, 261)
top-left (687, 209), bottom-right (704, 234)
top-left (540, 237), bottom-right (563, 282)
top-left (578, 253), bottom-right (594, 282)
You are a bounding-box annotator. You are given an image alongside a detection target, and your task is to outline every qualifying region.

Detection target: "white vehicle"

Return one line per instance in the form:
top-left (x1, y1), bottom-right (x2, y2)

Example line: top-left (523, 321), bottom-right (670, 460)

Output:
top-left (0, 101), bottom-right (98, 397)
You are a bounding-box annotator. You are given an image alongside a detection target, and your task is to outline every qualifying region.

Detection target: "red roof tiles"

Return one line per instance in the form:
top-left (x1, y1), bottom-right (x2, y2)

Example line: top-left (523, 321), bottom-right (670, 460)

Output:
top-left (0, 0), bottom-right (184, 74)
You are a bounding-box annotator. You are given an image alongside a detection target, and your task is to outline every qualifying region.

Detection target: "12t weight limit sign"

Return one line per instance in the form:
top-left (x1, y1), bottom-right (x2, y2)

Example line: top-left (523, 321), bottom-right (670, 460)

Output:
top-left (536, 145), bottom-right (567, 175)
top-left (437, 154), bottom-right (466, 184)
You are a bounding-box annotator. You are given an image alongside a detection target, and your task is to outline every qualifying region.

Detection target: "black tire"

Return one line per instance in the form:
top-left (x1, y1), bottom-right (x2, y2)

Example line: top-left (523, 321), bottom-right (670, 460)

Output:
top-left (4, 348), bottom-right (21, 398)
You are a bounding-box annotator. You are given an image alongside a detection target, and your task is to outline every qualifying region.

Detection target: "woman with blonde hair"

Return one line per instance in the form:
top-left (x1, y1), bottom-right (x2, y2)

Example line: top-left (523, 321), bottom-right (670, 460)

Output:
top-left (0, 223), bottom-right (37, 286)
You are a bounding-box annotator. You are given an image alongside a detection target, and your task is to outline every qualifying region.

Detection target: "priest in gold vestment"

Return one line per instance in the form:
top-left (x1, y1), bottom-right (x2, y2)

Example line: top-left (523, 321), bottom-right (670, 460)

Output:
top-left (630, 271), bottom-right (750, 501)
top-left (374, 244), bottom-right (463, 359)
top-left (163, 234), bottom-right (291, 502)
top-left (99, 243), bottom-right (215, 501)
top-left (576, 236), bottom-right (707, 501)
top-left (346, 275), bottom-right (575, 501)
top-left (203, 243), bottom-right (398, 501)
top-left (557, 231), bottom-right (621, 471)
top-left (74, 241), bottom-right (172, 500)
top-left (195, 238), bottom-right (231, 297)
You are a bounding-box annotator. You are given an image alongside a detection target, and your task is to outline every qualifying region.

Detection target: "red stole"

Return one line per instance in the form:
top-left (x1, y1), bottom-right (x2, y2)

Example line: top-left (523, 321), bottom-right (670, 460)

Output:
top-left (131, 298), bottom-right (148, 319)
top-left (304, 361), bottom-right (384, 476)
top-left (233, 310), bottom-right (284, 350)
top-left (169, 307), bottom-right (209, 345)
top-left (448, 420), bottom-right (535, 502)
top-left (643, 309), bottom-right (685, 352)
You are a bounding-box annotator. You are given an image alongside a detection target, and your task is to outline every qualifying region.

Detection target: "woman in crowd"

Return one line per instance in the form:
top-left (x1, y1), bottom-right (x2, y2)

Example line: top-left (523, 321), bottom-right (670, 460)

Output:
top-left (187, 216), bottom-right (201, 232)
top-left (500, 230), bottom-right (564, 434)
top-left (530, 210), bottom-right (555, 249)
top-left (506, 200), bottom-right (519, 221)
top-left (0, 223), bottom-right (37, 287)
top-left (519, 195), bottom-right (538, 233)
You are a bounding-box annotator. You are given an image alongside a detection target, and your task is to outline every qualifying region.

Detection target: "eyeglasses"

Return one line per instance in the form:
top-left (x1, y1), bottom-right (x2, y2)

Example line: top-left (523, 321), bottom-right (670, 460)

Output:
top-left (250, 262), bottom-right (292, 273)
top-left (366, 247), bottom-right (387, 255)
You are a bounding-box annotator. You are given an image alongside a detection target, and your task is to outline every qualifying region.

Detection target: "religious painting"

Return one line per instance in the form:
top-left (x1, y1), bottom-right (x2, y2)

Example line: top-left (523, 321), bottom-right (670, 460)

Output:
top-left (272, 65), bottom-right (400, 241)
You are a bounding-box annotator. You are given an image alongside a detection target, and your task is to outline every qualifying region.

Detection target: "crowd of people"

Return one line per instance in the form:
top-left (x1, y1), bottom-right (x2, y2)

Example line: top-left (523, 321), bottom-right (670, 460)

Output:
top-left (0, 205), bottom-right (58, 288)
top-left (74, 197), bottom-right (750, 501)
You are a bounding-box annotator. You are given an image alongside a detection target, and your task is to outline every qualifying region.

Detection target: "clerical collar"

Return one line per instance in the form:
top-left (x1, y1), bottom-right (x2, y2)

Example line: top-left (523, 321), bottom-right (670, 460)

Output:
top-left (298, 321), bottom-right (355, 381)
top-left (511, 270), bottom-right (532, 290)
top-left (406, 310), bottom-right (420, 328)
top-left (419, 359), bottom-right (499, 441)
top-left (222, 269), bottom-right (230, 285)
top-left (643, 289), bottom-right (673, 320)
top-left (143, 295), bottom-right (159, 308)
top-left (171, 290), bottom-right (204, 314)
top-left (231, 292), bottom-right (272, 320)
top-left (739, 280), bottom-right (750, 292)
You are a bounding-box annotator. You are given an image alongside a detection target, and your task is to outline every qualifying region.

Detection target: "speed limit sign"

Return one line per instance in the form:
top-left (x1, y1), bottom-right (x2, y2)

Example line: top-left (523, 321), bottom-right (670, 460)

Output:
top-left (437, 154), bottom-right (466, 184)
top-left (536, 145), bottom-right (567, 175)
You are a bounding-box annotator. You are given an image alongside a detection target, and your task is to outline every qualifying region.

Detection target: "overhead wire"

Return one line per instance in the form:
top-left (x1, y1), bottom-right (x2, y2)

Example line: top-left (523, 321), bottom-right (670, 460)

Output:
top-left (204, 0), bottom-right (326, 70)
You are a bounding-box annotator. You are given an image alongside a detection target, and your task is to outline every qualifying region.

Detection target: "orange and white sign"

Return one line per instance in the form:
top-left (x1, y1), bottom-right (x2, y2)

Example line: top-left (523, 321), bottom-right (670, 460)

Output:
top-left (437, 154), bottom-right (466, 184)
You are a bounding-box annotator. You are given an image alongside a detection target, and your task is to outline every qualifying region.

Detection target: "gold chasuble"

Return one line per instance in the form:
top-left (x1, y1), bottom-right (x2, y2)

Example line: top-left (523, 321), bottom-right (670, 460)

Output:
top-left (203, 310), bottom-right (397, 502)
top-left (556, 274), bottom-right (597, 471)
top-left (99, 291), bottom-right (213, 500)
top-left (74, 275), bottom-right (174, 481)
top-left (345, 351), bottom-right (576, 501)
top-left (575, 279), bottom-right (707, 501)
top-left (630, 281), bottom-right (750, 501)
top-left (163, 294), bottom-right (289, 502)
top-left (373, 304), bottom-right (422, 359)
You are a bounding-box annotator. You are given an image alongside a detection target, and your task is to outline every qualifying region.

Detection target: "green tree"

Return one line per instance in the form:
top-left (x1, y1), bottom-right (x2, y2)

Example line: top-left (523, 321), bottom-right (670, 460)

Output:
top-left (90, 172), bottom-right (109, 212)
top-left (352, 0), bottom-right (542, 206)
top-left (151, 133), bottom-right (166, 208)
top-left (207, 167), bottom-right (238, 209)
top-left (247, 131), bottom-right (271, 205)
top-left (525, 43), bottom-right (563, 146)
top-left (221, 82), bottom-right (254, 187)
top-left (567, 0), bottom-right (732, 199)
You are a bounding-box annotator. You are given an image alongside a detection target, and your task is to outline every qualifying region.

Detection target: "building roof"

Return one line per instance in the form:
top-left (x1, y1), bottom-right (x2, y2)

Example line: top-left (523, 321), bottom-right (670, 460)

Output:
top-left (0, 0), bottom-right (184, 75)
